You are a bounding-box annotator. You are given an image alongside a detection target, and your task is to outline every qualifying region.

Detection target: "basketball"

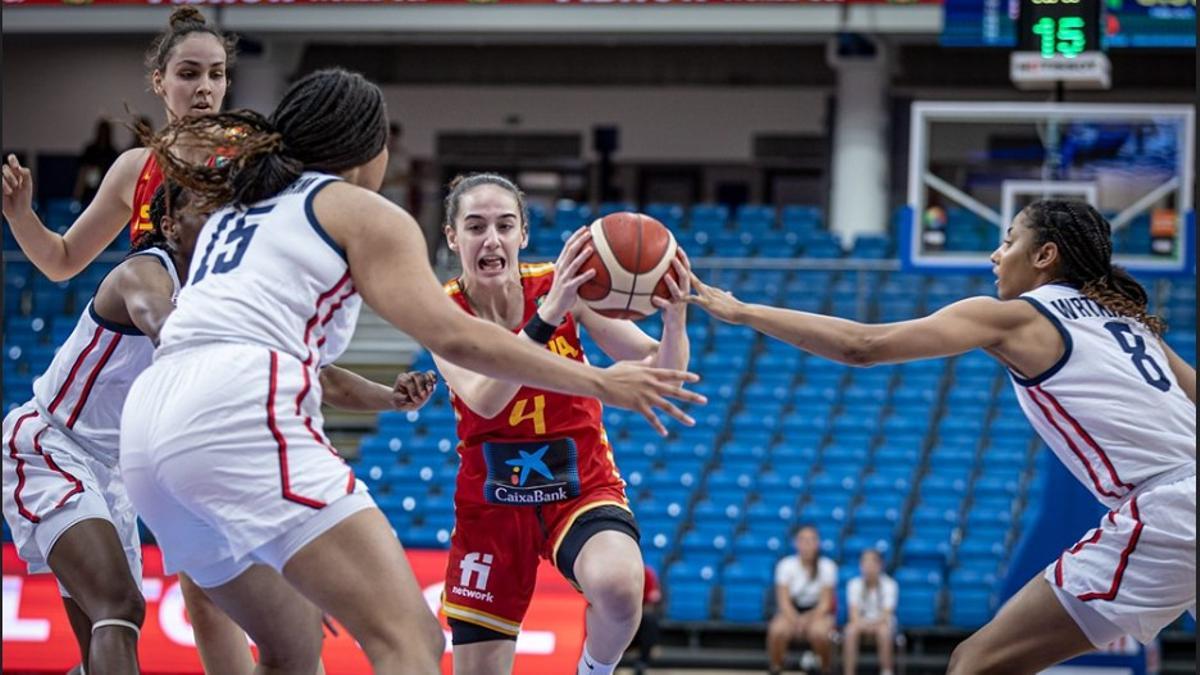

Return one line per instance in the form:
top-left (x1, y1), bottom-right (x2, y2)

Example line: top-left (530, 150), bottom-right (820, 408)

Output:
top-left (577, 212), bottom-right (680, 320)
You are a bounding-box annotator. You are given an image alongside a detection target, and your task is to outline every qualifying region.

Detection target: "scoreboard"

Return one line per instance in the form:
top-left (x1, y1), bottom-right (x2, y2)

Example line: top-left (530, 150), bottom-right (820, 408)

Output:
top-left (1016, 0), bottom-right (1102, 57)
top-left (942, 0), bottom-right (1196, 48)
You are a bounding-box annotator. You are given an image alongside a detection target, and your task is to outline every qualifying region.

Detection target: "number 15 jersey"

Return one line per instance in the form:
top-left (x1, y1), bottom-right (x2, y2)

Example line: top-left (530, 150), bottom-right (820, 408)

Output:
top-left (1008, 283), bottom-right (1195, 509)
top-left (160, 172), bottom-right (361, 370)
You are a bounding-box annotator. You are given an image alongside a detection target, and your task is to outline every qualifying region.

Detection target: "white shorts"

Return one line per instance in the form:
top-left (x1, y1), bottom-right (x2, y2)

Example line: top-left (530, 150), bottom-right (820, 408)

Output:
top-left (1044, 472), bottom-right (1196, 645)
top-left (119, 342), bottom-right (374, 588)
top-left (2, 404), bottom-right (142, 595)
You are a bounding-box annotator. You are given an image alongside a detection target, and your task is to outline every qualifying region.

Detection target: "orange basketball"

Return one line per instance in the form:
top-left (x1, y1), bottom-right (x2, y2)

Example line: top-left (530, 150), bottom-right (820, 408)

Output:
top-left (578, 212), bottom-right (679, 320)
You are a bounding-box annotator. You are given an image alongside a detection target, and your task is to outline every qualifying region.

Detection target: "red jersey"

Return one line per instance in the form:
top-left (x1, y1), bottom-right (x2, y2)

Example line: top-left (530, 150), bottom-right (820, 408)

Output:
top-left (127, 151), bottom-right (225, 243)
top-left (444, 262), bottom-right (623, 508)
top-left (128, 152), bottom-right (163, 242)
top-left (644, 565), bottom-right (661, 605)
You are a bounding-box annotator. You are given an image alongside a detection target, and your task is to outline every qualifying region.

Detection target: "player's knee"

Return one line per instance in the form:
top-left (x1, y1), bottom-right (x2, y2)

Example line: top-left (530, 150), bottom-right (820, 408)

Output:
top-left (586, 568), bottom-right (643, 624)
top-left (257, 635), bottom-right (322, 673)
top-left (948, 636), bottom-right (999, 675)
top-left (90, 583), bottom-right (147, 628)
top-left (373, 605), bottom-right (443, 664)
top-left (419, 611), bottom-right (446, 660)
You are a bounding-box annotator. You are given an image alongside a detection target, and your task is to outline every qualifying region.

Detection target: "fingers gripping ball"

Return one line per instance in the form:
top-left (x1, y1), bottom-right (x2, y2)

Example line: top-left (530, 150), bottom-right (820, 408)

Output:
top-left (578, 212), bottom-right (679, 320)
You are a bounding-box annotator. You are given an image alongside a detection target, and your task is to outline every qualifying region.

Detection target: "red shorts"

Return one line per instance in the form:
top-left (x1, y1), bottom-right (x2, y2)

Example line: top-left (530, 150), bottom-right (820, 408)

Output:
top-left (441, 484), bottom-right (632, 638)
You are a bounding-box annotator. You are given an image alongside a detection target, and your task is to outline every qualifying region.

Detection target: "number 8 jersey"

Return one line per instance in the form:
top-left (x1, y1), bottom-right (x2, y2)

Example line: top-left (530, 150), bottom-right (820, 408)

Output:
top-left (159, 172), bottom-right (361, 370)
top-left (1009, 283), bottom-right (1195, 509)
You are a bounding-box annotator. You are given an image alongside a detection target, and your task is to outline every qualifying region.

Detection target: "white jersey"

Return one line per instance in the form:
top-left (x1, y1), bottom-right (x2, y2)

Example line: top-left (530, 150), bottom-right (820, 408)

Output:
top-left (160, 172), bottom-right (362, 370)
top-left (28, 247), bottom-right (180, 465)
top-left (846, 574), bottom-right (898, 622)
top-left (775, 555), bottom-right (838, 609)
top-left (1008, 283), bottom-right (1195, 510)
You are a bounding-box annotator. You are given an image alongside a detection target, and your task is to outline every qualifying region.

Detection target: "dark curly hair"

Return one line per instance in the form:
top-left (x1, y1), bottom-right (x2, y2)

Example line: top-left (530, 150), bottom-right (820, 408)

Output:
top-left (1021, 199), bottom-right (1165, 335)
top-left (132, 180), bottom-right (188, 253)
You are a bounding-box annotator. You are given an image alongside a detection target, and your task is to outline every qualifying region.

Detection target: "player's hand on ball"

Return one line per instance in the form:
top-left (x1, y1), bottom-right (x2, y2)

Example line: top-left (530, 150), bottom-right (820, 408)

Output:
top-left (651, 248), bottom-right (692, 323)
top-left (538, 226), bottom-right (597, 325)
top-left (598, 360), bottom-right (707, 437)
top-left (391, 370), bottom-right (437, 411)
top-left (2, 154), bottom-right (35, 220)
top-left (686, 272), bottom-right (747, 324)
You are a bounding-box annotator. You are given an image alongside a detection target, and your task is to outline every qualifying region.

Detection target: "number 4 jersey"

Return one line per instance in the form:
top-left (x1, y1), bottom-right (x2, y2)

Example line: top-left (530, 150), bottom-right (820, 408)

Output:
top-left (159, 172), bottom-right (361, 370)
top-left (1009, 283), bottom-right (1195, 509)
top-left (443, 263), bottom-right (623, 508)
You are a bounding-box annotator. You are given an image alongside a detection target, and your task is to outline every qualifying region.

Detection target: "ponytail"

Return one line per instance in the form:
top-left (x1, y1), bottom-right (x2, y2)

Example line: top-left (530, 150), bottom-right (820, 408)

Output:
top-left (1080, 266), bottom-right (1166, 336)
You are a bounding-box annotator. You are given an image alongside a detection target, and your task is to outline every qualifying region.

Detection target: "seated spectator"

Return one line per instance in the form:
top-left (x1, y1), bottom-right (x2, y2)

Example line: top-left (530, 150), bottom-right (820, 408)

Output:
top-left (73, 118), bottom-right (120, 208)
top-left (842, 549), bottom-right (898, 675)
top-left (768, 524), bottom-right (838, 675)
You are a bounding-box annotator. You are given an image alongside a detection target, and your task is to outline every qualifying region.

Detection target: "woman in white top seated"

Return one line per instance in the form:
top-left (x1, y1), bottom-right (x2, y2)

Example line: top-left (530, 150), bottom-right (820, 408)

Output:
top-left (843, 548), bottom-right (899, 675)
top-left (768, 524), bottom-right (839, 675)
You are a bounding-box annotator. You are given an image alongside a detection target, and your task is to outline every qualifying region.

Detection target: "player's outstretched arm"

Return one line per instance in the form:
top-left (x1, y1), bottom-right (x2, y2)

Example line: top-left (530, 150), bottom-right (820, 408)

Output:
top-left (688, 272), bottom-right (1036, 366)
top-left (319, 366), bottom-right (437, 412)
top-left (318, 183), bottom-right (705, 435)
top-left (433, 353), bottom-right (523, 419)
top-left (3, 151), bottom-right (146, 282)
top-left (1159, 339), bottom-right (1196, 404)
top-left (93, 256), bottom-right (178, 345)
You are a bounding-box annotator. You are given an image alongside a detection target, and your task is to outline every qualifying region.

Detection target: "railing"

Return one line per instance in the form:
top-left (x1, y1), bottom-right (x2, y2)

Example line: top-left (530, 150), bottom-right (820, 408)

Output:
top-left (4, 251), bottom-right (1183, 348)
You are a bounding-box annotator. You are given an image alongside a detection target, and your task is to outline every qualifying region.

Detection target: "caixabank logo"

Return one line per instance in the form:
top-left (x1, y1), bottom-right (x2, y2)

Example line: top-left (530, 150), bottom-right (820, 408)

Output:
top-left (483, 439), bottom-right (581, 505)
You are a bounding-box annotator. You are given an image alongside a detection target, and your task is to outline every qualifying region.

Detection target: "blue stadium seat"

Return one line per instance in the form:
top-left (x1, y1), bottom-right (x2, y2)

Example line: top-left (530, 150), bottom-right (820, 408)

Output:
top-left (802, 233), bottom-right (843, 258)
top-left (597, 201), bottom-right (636, 217)
top-left (780, 205), bottom-right (822, 230)
top-left (644, 203), bottom-right (684, 229)
top-left (902, 538), bottom-right (951, 570)
top-left (553, 201), bottom-right (593, 229)
top-left (949, 590), bottom-right (993, 628)
top-left (690, 204), bottom-right (729, 232)
top-left (733, 534), bottom-right (788, 557)
top-left (735, 205), bottom-right (776, 231)
top-left (721, 582), bottom-right (767, 622)
top-left (666, 581), bottom-right (714, 621)
top-left (947, 567), bottom-right (997, 593)
top-left (896, 588), bottom-right (938, 626)
top-left (852, 234), bottom-right (891, 259)
top-left (895, 567), bottom-right (943, 591)
top-left (956, 538), bottom-right (1006, 567)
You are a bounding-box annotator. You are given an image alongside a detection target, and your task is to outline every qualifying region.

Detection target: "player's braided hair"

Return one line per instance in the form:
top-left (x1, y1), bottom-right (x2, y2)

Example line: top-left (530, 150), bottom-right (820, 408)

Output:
top-left (1022, 199), bottom-right (1166, 336)
top-left (132, 181), bottom-right (188, 254)
top-left (139, 68), bottom-right (388, 214)
top-left (145, 7), bottom-right (238, 82)
top-left (444, 173), bottom-right (530, 233)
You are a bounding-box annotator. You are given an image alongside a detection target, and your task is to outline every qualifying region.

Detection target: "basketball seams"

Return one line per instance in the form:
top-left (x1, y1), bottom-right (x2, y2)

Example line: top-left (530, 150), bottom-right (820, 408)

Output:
top-left (623, 214), bottom-right (645, 315)
top-left (579, 212), bottom-right (678, 319)
top-left (637, 230), bottom-right (677, 296)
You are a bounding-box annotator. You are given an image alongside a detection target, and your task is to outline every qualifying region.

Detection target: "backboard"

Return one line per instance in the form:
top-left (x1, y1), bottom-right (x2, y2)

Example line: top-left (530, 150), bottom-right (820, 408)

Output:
top-left (903, 102), bottom-right (1194, 277)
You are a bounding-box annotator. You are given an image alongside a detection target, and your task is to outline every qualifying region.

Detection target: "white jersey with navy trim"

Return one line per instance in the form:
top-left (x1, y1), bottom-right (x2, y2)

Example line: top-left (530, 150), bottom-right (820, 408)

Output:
top-left (1008, 283), bottom-right (1195, 509)
top-left (27, 247), bottom-right (180, 465)
top-left (159, 171), bottom-right (362, 370)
